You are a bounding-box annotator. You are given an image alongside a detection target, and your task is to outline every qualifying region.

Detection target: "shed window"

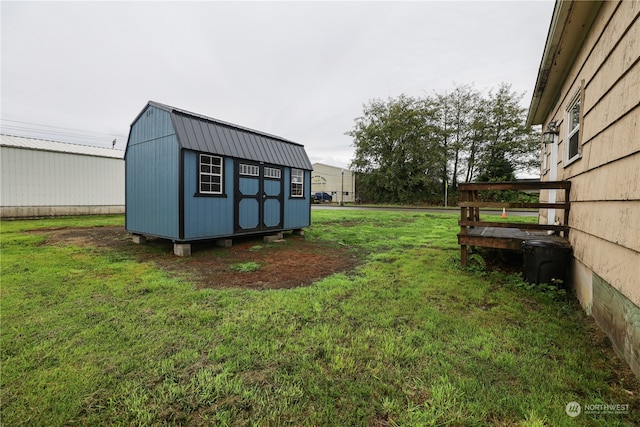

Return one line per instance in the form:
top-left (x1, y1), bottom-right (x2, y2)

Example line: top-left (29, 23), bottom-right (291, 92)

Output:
top-left (199, 154), bottom-right (223, 194)
top-left (264, 167), bottom-right (282, 179)
top-left (291, 169), bottom-right (304, 197)
top-left (566, 94), bottom-right (581, 163)
top-left (239, 164), bottom-right (259, 176)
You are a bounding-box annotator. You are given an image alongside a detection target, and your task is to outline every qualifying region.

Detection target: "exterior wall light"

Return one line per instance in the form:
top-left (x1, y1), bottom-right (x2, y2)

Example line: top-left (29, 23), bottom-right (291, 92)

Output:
top-left (543, 121), bottom-right (559, 144)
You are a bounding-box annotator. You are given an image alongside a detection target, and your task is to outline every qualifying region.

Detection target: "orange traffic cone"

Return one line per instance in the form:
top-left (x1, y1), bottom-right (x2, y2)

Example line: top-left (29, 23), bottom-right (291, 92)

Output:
top-left (501, 207), bottom-right (507, 219)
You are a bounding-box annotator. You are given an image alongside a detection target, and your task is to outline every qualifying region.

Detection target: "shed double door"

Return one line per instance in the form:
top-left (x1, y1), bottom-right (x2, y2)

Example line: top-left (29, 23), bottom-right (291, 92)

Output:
top-left (234, 162), bottom-right (284, 234)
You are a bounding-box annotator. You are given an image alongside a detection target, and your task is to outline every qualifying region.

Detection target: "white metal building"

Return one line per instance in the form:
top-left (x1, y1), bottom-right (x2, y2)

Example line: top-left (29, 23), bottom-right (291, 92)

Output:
top-left (311, 163), bottom-right (355, 203)
top-left (0, 134), bottom-right (125, 217)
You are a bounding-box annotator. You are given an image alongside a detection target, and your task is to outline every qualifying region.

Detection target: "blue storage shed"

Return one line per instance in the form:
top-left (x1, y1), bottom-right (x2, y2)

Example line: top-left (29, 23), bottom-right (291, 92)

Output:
top-left (125, 101), bottom-right (313, 255)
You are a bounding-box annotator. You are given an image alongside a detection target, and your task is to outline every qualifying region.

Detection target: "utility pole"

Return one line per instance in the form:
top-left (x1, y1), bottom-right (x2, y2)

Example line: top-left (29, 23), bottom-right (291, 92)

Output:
top-left (340, 170), bottom-right (345, 206)
top-left (445, 180), bottom-right (448, 207)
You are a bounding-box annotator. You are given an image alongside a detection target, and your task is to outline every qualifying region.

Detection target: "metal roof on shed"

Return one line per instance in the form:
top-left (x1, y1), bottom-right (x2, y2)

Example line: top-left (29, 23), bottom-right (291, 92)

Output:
top-left (146, 101), bottom-right (313, 170)
top-left (1, 134), bottom-right (124, 159)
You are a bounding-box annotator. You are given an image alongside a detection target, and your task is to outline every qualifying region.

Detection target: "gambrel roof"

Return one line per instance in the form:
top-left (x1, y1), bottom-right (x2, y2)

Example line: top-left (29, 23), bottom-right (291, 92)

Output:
top-left (143, 101), bottom-right (313, 170)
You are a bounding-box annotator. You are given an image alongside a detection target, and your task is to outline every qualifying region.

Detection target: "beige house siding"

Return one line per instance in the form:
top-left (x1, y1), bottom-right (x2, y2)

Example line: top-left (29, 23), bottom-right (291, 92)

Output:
top-left (571, 229), bottom-right (639, 305)
top-left (311, 163), bottom-right (356, 203)
top-left (529, 1), bottom-right (640, 376)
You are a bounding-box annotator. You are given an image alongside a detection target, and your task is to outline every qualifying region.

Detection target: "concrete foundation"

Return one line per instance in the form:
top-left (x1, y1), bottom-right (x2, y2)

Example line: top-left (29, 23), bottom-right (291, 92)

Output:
top-left (264, 232), bottom-right (284, 243)
top-left (0, 205), bottom-right (125, 218)
top-left (132, 234), bottom-right (147, 244)
top-left (591, 273), bottom-right (640, 378)
top-left (173, 243), bottom-right (192, 257)
top-left (216, 239), bottom-right (233, 248)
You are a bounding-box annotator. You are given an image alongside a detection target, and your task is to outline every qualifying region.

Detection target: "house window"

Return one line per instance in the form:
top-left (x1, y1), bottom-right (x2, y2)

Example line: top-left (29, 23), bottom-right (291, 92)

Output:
top-left (239, 163), bottom-right (259, 176)
top-left (199, 154), bottom-right (223, 194)
top-left (264, 167), bottom-right (281, 179)
top-left (566, 94), bottom-right (581, 163)
top-left (291, 169), bottom-right (304, 197)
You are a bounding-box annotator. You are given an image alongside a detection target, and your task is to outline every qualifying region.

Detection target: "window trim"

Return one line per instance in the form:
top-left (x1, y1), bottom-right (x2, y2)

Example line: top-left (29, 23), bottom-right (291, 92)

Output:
top-left (565, 89), bottom-right (583, 165)
top-left (290, 168), bottom-right (304, 198)
top-left (196, 153), bottom-right (225, 197)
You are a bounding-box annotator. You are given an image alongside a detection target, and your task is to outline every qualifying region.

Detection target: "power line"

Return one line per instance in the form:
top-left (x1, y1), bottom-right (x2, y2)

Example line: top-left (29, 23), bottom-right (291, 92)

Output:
top-left (0, 118), bottom-right (128, 148)
top-left (1, 125), bottom-right (119, 142)
top-left (1, 118), bottom-right (127, 139)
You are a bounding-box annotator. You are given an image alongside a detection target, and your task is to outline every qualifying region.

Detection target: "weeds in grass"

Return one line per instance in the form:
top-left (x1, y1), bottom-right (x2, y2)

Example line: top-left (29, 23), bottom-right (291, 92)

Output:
top-left (466, 252), bottom-right (487, 272)
top-left (507, 275), bottom-right (569, 301)
top-left (229, 261), bottom-right (261, 272)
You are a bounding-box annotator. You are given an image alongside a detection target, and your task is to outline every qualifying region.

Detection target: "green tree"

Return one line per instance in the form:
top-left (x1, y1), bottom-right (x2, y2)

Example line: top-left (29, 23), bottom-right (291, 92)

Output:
top-left (463, 94), bottom-right (489, 183)
top-left (434, 84), bottom-right (480, 190)
top-left (347, 84), bottom-right (541, 205)
top-left (474, 83), bottom-right (540, 182)
top-left (347, 95), bottom-right (440, 203)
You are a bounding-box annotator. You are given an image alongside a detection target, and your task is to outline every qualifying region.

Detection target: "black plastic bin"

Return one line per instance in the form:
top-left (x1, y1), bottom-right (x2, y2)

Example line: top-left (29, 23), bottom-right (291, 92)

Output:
top-left (522, 239), bottom-right (572, 286)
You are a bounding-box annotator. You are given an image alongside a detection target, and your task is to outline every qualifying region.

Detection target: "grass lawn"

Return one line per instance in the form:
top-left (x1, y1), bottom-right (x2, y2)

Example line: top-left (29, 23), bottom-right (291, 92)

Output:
top-left (1, 211), bottom-right (638, 426)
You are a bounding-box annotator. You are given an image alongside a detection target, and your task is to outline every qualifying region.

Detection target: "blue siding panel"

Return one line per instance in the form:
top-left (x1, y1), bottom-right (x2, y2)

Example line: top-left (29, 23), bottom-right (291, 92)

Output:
top-left (126, 106), bottom-right (180, 239)
top-left (127, 105), bottom-right (175, 150)
top-left (264, 180), bottom-right (280, 196)
top-left (239, 199), bottom-right (260, 229)
top-left (263, 199), bottom-right (281, 227)
top-left (284, 169), bottom-right (311, 229)
top-left (183, 153), bottom-right (234, 240)
top-left (239, 177), bottom-right (259, 196)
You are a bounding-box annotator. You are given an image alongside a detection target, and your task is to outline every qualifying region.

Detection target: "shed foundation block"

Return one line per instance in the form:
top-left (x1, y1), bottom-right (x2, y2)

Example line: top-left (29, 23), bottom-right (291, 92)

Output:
top-left (264, 232), bottom-right (284, 243)
top-left (174, 243), bottom-right (192, 257)
top-left (216, 239), bottom-right (233, 248)
top-left (132, 234), bottom-right (147, 244)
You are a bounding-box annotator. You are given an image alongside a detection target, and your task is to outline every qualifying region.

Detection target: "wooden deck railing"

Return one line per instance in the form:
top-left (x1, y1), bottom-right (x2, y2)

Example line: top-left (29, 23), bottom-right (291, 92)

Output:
top-left (458, 181), bottom-right (571, 266)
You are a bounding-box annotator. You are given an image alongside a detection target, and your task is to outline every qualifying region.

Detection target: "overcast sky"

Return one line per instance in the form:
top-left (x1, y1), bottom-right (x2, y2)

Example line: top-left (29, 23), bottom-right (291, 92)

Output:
top-left (1, 1), bottom-right (554, 168)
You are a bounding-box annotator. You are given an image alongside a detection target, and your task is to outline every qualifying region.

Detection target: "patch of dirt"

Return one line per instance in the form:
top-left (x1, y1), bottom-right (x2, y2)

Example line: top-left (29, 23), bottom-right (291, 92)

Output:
top-left (30, 226), bottom-right (360, 290)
